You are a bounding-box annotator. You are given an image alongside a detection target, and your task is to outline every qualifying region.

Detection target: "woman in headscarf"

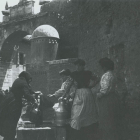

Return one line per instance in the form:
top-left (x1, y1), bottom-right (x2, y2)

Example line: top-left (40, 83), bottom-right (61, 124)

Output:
top-left (67, 59), bottom-right (99, 140)
top-left (0, 71), bottom-right (35, 140)
top-left (97, 57), bottom-right (121, 140)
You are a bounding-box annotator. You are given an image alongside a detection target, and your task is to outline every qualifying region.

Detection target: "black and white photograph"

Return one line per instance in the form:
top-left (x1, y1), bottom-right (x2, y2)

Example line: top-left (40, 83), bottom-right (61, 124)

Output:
top-left (0, 0), bottom-right (139, 140)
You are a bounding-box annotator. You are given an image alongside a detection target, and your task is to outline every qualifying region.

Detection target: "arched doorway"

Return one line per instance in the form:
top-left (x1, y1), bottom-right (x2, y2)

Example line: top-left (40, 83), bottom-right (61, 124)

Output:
top-left (0, 30), bottom-right (30, 63)
top-left (0, 30), bottom-right (31, 90)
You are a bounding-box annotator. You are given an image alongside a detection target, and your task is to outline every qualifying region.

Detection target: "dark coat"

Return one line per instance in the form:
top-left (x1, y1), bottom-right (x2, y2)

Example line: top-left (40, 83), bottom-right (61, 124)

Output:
top-left (0, 77), bottom-right (34, 139)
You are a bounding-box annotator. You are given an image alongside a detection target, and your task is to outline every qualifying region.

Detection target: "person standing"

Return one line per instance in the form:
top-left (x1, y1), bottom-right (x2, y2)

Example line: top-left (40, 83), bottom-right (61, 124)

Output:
top-left (0, 71), bottom-right (35, 140)
top-left (97, 57), bottom-right (121, 140)
top-left (68, 59), bottom-right (99, 140)
top-left (48, 69), bottom-right (74, 100)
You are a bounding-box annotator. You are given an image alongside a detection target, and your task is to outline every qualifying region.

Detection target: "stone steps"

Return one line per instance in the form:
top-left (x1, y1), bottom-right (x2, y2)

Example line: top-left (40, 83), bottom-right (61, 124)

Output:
top-left (0, 70), bottom-right (7, 88)
top-left (0, 64), bottom-right (11, 89)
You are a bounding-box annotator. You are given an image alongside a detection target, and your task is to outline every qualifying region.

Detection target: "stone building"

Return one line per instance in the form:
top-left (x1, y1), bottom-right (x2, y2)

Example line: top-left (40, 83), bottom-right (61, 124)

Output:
top-left (0, 0), bottom-right (77, 93)
top-left (1, 0), bottom-right (140, 139)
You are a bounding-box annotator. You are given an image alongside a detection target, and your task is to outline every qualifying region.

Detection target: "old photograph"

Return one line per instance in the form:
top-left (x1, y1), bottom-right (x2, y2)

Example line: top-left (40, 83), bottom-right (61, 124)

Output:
top-left (0, 0), bottom-right (139, 140)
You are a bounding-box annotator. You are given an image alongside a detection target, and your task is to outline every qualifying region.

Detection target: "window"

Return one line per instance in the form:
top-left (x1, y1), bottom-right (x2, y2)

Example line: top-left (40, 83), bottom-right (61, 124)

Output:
top-left (18, 52), bottom-right (25, 65)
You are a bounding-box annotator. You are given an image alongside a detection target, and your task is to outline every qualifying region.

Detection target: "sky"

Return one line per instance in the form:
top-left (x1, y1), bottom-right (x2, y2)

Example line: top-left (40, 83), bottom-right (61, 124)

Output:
top-left (0, 0), bottom-right (41, 22)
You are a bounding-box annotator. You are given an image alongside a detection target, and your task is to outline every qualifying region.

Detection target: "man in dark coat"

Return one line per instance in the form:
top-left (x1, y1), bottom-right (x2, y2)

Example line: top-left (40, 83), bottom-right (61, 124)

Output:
top-left (0, 71), bottom-right (35, 140)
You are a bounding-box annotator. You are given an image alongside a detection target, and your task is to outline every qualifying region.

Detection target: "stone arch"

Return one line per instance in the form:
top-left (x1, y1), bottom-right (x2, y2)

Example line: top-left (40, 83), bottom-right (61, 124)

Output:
top-left (0, 30), bottom-right (29, 62)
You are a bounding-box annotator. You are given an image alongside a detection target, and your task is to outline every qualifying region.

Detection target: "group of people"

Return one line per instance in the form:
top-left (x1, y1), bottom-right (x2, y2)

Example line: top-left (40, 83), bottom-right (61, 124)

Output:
top-left (0, 57), bottom-right (123, 140)
top-left (49, 57), bottom-right (123, 140)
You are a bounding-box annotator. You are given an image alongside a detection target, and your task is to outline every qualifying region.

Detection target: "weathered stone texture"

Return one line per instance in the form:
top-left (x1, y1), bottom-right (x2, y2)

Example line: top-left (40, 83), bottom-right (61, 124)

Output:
top-left (10, 1), bottom-right (35, 20)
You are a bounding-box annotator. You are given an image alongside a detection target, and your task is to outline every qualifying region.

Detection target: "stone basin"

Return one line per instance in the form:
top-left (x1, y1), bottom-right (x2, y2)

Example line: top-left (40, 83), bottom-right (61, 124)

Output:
top-left (17, 127), bottom-right (56, 140)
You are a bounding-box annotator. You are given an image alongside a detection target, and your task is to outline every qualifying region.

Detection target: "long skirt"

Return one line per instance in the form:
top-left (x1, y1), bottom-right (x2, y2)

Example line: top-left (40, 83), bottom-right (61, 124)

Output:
top-left (97, 93), bottom-right (121, 140)
top-left (0, 93), bottom-right (22, 140)
top-left (67, 122), bottom-right (99, 140)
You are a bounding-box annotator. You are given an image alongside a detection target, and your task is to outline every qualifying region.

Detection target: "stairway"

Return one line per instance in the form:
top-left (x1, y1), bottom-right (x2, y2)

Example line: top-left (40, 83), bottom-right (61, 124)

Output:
top-left (0, 62), bottom-right (11, 89)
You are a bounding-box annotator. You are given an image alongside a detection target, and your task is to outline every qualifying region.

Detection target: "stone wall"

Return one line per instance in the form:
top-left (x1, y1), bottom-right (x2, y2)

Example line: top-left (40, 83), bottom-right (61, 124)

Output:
top-left (39, 0), bottom-right (140, 99)
top-left (48, 58), bottom-right (76, 95)
top-left (39, 1), bottom-right (140, 138)
top-left (10, 1), bottom-right (35, 20)
top-left (26, 63), bottom-right (49, 95)
top-left (26, 58), bottom-right (76, 97)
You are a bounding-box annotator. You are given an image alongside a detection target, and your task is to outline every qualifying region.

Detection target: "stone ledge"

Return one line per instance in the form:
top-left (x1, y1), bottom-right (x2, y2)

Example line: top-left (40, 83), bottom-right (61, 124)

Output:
top-left (0, 12), bottom-right (48, 26)
top-left (18, 127), bottom-right (52, 130)
top-left (17, 127), bottom-right (56, 140)
top-left (48, 58), bottom-right (77, 65)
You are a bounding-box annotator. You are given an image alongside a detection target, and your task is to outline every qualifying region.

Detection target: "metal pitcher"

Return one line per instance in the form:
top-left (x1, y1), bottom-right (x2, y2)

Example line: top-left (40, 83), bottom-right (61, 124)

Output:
top-left (54, 99), bottom-right (69, 126)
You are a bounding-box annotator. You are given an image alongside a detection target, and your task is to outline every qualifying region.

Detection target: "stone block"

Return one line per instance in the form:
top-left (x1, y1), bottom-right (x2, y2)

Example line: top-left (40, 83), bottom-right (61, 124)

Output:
top-left (24, 1), bottom-right (35, 15)
top-left (17, 5), bottom-right (24, 16)
top-left (10, 1), bottom-right (34, 19)
top-left (10, 5), bottom-right (18, 19)
top-left (17, 127), bottom-right (56, 140)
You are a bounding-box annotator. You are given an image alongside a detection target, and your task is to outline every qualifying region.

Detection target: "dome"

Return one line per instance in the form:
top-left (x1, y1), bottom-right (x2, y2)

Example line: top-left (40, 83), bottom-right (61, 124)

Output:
top-left (32, 25), bottom-right (60, 39)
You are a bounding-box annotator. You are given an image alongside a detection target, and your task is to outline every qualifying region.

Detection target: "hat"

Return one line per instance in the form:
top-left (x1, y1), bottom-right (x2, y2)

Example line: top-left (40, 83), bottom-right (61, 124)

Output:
top-left (59, 69), bottom-right (71, 76)
top-left (73, 59), bottom-right (85, 66)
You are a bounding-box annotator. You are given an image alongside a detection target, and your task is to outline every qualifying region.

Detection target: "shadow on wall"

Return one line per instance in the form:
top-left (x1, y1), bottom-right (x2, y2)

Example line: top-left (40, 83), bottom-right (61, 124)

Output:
top-left (0, 30), bottom-right (29, 63)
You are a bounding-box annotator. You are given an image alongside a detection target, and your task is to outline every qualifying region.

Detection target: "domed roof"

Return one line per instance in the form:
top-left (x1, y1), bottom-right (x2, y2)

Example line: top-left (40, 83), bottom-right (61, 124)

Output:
top-left (32, 25), bottom-right (60, 39)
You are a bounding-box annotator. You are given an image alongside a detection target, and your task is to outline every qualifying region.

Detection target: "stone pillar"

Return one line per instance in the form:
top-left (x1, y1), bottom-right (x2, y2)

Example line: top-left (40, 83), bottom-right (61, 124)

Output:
top-left (31, 37), bottom-right (59, 65)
